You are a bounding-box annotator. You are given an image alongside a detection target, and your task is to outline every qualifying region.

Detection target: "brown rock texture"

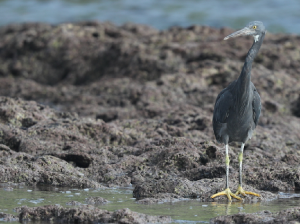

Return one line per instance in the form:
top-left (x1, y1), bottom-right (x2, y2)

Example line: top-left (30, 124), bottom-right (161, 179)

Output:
top-left (85, 196), bottom-right (109, 205)
top-left (18, 205), bottom-right (171, 224)
top-left (0, 212), bottom-right (19, 222)
top-left (210, 207), bottom-right (300, 224)
top-left (0, 21), bottom-right (300, 222)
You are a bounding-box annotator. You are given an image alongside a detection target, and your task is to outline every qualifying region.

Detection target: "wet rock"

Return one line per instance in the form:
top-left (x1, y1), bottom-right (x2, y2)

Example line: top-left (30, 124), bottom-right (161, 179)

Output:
top-left (0, 22), bottom-right (299, 205)
top-left (133, 177), bottom-right (277, 202)
top-left (0, 97), bottom-right (57, 128)
top-left (0, 212), bottom-right (19, 222)
top-left (66, 201), bottom-right (82, 206)
top-left (18, 205), bottom-right (172, 224)
top-left (292, 95), bottom-right (300, 117)
top-left (0, 23), bottom-right (299, 119)
top-left (52, 152), bottom-right (93, 168)
top-left (264, 100), bottom-right (279, 113)
top-left (136, 193), bottom-right (183, 204)
top-left (281, 153), bottom-right (300, 165)
top-left (0, 149), bottom-right (104, 188)
top-left (0, 95), bottom-right (298, 199)
top-left (85, 196), bottom-right (109, 205)
top-left (210, 207), bottom-right (300, 224)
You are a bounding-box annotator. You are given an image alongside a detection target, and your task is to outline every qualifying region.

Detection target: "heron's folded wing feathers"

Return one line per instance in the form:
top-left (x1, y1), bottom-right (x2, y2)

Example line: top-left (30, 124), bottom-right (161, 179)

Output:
top-left (252, 87), bottom-right (261, 127)
top-left (213, 88), bottom-right (234, 142)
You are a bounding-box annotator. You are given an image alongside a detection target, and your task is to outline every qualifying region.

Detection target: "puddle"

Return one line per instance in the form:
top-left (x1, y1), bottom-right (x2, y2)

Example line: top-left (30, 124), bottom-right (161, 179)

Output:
top-left (0, 184), bottom-right (300, 224)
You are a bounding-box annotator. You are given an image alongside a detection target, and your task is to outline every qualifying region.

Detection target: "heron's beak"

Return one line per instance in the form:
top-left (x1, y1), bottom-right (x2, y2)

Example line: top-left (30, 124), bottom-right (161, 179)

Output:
top-left (224, 27), bottom-right (255, 40)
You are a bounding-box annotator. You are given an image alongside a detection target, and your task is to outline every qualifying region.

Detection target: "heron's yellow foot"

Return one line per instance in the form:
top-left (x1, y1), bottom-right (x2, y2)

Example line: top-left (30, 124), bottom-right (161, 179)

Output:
top-left (211, 188), bottom-right (242, 201)
top-left (235, 185), bottom-right (260, 197)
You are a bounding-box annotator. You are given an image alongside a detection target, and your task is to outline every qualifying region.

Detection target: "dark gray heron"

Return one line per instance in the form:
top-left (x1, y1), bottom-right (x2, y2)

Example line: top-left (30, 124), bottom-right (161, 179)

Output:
top-left (211, 21), bottom-right (265, 201)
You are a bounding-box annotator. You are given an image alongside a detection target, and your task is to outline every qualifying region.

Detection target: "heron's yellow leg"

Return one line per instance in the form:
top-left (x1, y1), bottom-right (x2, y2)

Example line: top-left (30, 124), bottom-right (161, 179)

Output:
top-left (235, 143), bottom-right (260, 198)
top-left (235, 185), bottom-right (260, 197)
top-left (211, 144), bottom-right (242, 201)
top-left (211, 188), bottom-right (242, 201)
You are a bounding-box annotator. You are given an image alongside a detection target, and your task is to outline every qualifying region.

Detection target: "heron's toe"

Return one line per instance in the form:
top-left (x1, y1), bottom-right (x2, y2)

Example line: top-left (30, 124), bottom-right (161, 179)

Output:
top-left (235, 185), bottom-right (260, 197)
top-left (211, 188), bottom-right (242, 201)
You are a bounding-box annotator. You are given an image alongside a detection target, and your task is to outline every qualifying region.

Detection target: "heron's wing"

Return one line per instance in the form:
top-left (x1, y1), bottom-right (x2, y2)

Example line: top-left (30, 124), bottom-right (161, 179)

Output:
top-left (252, 87), bottom-right (261, 127)
top-left (213, 83), bottom-right (235, 142)
top-left (213, 90), bottom-right (234, 123)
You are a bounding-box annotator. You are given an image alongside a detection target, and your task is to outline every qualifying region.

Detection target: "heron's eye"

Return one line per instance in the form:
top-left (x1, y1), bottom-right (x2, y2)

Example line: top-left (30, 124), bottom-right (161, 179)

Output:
top-left (252, 25), bottom-right (257, 29)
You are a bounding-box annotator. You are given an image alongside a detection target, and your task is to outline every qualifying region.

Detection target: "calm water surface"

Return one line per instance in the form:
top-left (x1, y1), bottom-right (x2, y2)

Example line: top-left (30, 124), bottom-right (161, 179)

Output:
top-left (1, 0), bottom-right (300, 34)
top-left (1, 184), bottom-right (300, 224)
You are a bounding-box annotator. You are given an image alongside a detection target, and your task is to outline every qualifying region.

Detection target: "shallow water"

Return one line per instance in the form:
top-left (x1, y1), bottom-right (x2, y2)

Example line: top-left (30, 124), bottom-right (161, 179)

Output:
top-left (1, 0), bottom-right (300, 34)
top-left (1, 184), bottom-right (300, 224)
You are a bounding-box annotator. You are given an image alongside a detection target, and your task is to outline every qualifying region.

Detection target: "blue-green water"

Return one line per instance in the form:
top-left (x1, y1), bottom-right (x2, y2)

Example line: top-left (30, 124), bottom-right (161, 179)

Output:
top-left (1, 0), bottom-right (300, 34)
top-left (1, 184), bottom-right (300, 223)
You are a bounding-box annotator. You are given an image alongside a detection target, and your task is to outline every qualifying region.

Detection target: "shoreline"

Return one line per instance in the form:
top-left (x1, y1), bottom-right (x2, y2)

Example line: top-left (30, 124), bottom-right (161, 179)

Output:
top-left (0, 21), bottom-right (299, 223)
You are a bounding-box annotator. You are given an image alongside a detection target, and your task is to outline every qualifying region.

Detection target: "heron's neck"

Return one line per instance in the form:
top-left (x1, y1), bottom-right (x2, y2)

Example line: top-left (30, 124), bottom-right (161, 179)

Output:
top-left (237, 32), bottom-right (265, 92)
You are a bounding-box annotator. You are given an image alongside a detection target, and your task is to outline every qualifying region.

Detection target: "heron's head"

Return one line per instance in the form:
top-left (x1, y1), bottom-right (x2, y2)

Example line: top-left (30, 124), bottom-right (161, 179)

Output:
top-left (224, 21), bottom-right (266, 42)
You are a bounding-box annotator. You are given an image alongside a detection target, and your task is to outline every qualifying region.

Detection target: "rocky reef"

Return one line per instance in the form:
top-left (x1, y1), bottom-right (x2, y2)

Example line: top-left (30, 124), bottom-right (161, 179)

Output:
top-left (17, 205), bottom-right (171, 224)
top-left (0, 21), bottom-right (300, 223)
top-left (210, 207), bottom-right (300, 224)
